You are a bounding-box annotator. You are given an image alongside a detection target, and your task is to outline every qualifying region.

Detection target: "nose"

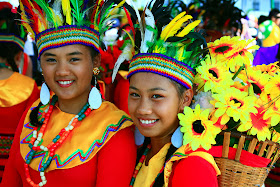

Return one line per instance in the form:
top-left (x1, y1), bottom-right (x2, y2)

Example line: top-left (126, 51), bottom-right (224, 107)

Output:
top-left (55, 61), bottom-right (70, 76)
top-left (136, 98), bottom-right (152, 115)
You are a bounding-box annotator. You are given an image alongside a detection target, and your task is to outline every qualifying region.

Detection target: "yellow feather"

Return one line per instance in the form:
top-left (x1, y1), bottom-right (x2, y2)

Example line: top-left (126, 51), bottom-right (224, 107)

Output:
top-left (161, 14), bottom-right (193, 41)
top-left (177, 46), bottom-right (186, 62)
top-left (19, 1), bottom-right (35, 37)
top-left (176, 20), bottom-right (201, 37)
top-left (122, 29), bottom-right (135, 47)
top-left (62, 0), bottom-right (72, 25)
top-left (94, 0), bottom-right (103, 28)
top-left (106, 0), bottom-right (126, 19)
top-left (160, 12), bottom-right (189, 39)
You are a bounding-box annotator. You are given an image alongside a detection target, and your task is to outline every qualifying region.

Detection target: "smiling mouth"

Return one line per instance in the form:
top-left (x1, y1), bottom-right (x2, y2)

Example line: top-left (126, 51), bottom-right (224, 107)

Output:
top-left (57, 80), bottom-right (74, 87)
top-left (139, 119), bottom-right (158, 127)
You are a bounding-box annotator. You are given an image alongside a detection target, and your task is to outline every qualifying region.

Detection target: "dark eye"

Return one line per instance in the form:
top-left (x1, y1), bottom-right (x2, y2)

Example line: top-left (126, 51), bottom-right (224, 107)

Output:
top-left (70, 58), bottom-right (80, 62)
top-left (46, 58), bottom-right (56, 63)
top-left (129, 93), bottom-right (140, 98)
top-left (152, 94), bottom-right (163, 99)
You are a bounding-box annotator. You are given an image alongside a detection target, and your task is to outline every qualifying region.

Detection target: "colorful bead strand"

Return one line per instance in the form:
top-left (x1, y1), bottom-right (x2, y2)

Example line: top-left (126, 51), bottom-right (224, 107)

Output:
top-left (129, 144), bottom-right (151, 187)
top-left (24, 96), bottom-right (92, 187)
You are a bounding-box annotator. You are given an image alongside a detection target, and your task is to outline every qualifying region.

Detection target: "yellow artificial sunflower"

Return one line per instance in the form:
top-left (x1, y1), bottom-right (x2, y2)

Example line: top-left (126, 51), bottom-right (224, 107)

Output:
top-left (195, 55), bottom-right (234, 93)
top-left (224, 38), bottom-right (259, 72)
top-left (238, 67), bottom-right (270, 96)
top-left (207, 36), bottom-right (239, 60)
top-left (238, 95), bottom-right (272, 141)
top-left (263, 101), bottom-right (280, 127)
top-left (264, 73), bottom-right (280, 108)
top-left (178, 105), bottom-right (221, 151)
top-left (252, 62), bottom-right (280, 76)
top-left (212, 87), bottom-right (258, 125)
top-left (272, 130), bottom-right (280, 143)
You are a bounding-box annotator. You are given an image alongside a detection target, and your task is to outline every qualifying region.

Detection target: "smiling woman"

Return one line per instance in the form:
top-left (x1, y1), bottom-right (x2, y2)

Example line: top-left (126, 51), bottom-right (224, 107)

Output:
top-left (122, 1), bottom-right (221, 186)
top-left (1, 0), bottom-right (136, 187)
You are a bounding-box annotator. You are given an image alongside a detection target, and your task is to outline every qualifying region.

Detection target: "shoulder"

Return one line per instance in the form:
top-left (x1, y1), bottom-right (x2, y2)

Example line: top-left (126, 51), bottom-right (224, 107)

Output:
top-left (95, 101), bottom-right (132, 124)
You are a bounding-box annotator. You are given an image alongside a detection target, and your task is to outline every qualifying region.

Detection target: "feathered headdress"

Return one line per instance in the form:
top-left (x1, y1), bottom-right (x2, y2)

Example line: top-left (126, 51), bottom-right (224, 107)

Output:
top-left (125, 0), bottom-right (206, 89)
top-left (0, 1), bottom-right (25, 50)
top-left (19, 0), bottom-right (130, 58)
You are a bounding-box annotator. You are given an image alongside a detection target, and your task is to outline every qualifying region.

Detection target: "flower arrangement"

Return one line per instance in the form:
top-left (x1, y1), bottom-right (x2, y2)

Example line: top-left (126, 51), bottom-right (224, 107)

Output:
top-left (178, 36), bottom-right (280, 153)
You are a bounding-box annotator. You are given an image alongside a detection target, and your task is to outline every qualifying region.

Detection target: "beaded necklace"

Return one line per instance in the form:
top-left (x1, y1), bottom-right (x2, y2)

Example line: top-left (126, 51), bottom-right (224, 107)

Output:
top-left (129, 144), bottom-right (151, 187)
top-left (24, 95), bottom-right (93, 187)
top-left (129, 144), bottom-right (168, 187)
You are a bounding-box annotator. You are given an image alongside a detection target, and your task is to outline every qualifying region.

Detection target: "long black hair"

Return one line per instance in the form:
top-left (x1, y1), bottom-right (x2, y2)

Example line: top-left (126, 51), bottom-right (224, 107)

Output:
top-left (29, 46), bottom-right (100, 127)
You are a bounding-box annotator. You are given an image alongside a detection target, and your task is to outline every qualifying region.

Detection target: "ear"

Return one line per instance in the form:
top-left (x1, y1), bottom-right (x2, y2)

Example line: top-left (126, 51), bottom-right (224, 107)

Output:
top-left (14, 51), bottom-right (23, 65)
top-left (179, 88), bottom-right (193, 112)
top-left (93, 53), bottom-right (101, 68)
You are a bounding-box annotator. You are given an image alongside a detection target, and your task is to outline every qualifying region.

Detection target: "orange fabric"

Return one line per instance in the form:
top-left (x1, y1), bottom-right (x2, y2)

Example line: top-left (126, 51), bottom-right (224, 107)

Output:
top-left (0, 72), bottom-right (36, 107)
top-left (20, 100), bottom-right (133, 171)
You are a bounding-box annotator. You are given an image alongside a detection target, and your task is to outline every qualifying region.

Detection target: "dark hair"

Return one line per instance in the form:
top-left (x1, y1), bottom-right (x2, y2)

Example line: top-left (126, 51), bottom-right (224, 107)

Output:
top-left (258, 15), bottom-right (268, 25)
top-left (269, 8), bottom-right (280, 20)
top-left (30, 46), bottom-right (101, 127)
top-left (0, 8), bottom-right (23, 72)
top-left (0, 42), bottom-right (20, 72)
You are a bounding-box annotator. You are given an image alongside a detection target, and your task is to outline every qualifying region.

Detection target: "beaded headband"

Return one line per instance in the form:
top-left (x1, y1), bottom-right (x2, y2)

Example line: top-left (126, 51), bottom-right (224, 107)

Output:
top-left (36, 25), bottom-right (100, 58)
top-left (127, 53), bottom-right (195, 89)
top-left (0, 34), bottom-right (25, 50)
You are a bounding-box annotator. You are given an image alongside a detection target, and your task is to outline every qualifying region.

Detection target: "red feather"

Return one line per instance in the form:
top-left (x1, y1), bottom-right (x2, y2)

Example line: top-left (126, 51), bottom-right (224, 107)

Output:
top-left (124, 7), bottom-right (135, 40)
top-left (21, 0), bottom-right (40, 33)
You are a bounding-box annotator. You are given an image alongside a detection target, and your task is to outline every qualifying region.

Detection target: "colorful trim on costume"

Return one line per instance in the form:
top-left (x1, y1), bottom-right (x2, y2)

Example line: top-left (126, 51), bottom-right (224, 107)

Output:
top-left (127, 53), bottom-right (195, 89)
top-left (36, 25), bottom-right (100, 57)
top-left (0, 34), bottom-right (25, 50)
top-left (21, 116), bottom-right (132, 169)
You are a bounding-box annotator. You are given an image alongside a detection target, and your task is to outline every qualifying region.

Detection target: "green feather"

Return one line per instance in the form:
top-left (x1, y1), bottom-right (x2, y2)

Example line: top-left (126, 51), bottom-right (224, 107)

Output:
top-left (70, 0), bottom-right (84, 25)
top-left (34, 0), bottom-right (57, 27)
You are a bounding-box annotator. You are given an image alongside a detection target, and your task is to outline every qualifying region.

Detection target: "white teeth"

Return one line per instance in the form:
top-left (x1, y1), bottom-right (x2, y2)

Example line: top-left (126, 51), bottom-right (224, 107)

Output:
top-left (58, 80), bottom-right (73, 85)
top-left (140, 119), bottom-right (157, 124)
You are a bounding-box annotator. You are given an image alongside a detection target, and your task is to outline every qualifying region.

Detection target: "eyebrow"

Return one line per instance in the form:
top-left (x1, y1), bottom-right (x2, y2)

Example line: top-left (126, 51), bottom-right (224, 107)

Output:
top-left (42, 51), bottom-right (83, 57)
top-left (129, 86), bottom-right (167, 92)
top-left (67, 51), bottom-right (83, 56)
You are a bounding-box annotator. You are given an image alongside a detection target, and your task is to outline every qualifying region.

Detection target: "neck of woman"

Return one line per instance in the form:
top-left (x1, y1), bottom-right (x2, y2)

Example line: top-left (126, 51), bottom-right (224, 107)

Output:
top-left (145, 135), bottom-right (172, 164)
top-left (57, 93), bottom-right (90, 115)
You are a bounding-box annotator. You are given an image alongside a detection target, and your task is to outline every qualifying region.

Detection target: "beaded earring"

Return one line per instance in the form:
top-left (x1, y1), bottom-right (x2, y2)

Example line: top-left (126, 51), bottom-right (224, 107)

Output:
top-left (40, 82), bottom-right (50, 105)
top-left (134, 126), bottom-right (145, 146)
top-left (171, 126), bottom-right (183, 148)
top-left (88, 68), bottom-right (102, 109)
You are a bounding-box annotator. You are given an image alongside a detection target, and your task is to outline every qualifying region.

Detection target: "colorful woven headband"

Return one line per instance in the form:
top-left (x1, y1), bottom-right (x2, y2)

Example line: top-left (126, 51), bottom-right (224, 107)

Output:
top-left (0, 34), bottom-right (25, 50)
top-left (36, 25), bottom-right (100, 58)
top-left (127, 53), bottom-right (195, 89)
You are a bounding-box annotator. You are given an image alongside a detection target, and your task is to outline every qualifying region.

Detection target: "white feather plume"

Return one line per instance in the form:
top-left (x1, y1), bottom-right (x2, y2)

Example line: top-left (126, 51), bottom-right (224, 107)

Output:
top-left (112, 44), bottom-right (134, 82)
top-left (140, 8), bottom-right (155, 53)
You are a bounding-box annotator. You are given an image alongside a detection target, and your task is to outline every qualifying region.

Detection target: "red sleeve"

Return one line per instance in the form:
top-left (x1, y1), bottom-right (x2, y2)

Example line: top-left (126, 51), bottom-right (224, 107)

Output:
top-left (170, 156), bottom-right (218, 187)
top-left (1, 107), bottom-right (30, 186)
top-left (95, 126), bottom-right (137, 187)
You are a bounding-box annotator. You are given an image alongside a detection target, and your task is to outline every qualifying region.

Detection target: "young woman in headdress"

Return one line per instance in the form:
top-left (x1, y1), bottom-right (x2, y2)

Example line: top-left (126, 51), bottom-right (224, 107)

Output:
top-left (124, 1), bottom-right (221, 186)
top-left (0, 2), bottom-right (39, 142)
top-left (2, 0), bottom-right (136, 186)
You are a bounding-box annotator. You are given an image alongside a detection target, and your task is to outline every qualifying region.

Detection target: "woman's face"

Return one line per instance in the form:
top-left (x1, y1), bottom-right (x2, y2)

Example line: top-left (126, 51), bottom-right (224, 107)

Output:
top-left (128, 72), bottom-right (183, 139)
top-left (40, 44), bottom-right (95, 103)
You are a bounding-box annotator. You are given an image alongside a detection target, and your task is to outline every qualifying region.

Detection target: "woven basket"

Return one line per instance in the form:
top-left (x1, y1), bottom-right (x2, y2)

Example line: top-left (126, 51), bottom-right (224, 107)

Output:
top-left (215, 131), bottom-right (280, 187)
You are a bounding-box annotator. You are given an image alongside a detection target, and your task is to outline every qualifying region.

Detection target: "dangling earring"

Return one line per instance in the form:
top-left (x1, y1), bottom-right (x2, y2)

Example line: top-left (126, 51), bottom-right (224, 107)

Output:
top-left (88, 67), bottom-right (102, 109)
top-left (40, 82), bottom-right (50, 105)
top-left (135, 126), bottom-right (145, 146)
top-left (171, 126), bottom-right (183, 148)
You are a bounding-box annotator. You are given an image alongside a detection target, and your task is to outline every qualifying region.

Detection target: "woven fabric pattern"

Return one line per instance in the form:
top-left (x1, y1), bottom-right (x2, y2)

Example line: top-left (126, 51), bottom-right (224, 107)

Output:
top-left (36, 25), bottom-right (100, 57)
top-left (0, 34), bottom-right (25, 50)
top-left (127, 53), bottom-right (195, 89)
